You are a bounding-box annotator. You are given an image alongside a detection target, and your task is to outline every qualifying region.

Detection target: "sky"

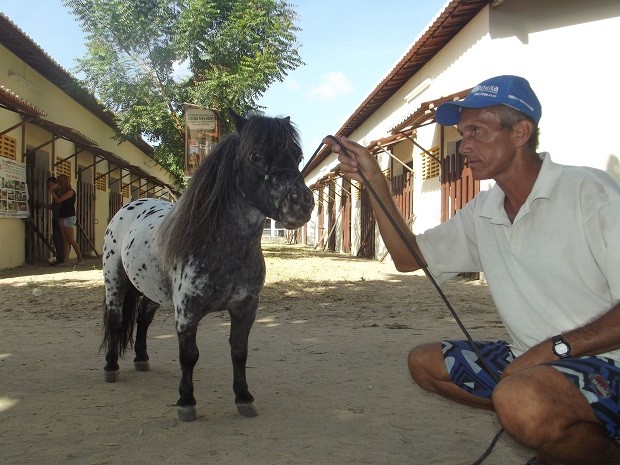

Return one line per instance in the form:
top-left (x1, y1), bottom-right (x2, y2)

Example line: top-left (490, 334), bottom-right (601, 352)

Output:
top-left (0, 0), bottom-right (448, 159)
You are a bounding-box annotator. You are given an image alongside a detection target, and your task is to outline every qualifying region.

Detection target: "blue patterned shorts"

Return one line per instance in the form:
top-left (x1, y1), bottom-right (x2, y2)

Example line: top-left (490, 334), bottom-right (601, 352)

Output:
top-left (442, 340), bottom-right (620, 439)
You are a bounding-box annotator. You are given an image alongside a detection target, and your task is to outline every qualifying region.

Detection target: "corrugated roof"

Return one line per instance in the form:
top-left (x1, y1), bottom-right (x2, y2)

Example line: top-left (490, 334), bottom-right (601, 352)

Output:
top-left (0, 14), bottom-right (116, 124)
top-left (302, 0), bottom-right (490, 176)
top-left (0, 13), bottom-right (180, 193)
top-left (390, 87), bottom-right (473, 134)
top-left (31, 118), bottom-right (99, 147)
top-left (0, 13), bottom-right (154, 156)
top-left (0, 85), bottom-right (46, 117)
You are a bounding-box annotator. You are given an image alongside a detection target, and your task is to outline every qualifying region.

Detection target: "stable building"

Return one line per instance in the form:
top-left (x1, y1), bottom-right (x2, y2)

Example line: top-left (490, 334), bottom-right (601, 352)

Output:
top-left (0, 14), bottom-right (180, 270)
top-left (302, 0), bottom-right (620, 260)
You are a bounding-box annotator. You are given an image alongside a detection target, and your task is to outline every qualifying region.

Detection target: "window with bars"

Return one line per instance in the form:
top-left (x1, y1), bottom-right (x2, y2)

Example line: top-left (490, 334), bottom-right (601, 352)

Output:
top-left (354, 180), bottom-right (362, 200)
top-left (55, 159), bottom-right (71, 177)
top-left (95, 172), bottom-right (107, 191)
top-left (122, 184), bottom-right (130, 198)
top-left (0, 135), bottom-right (17, 160)
top-left (421, 147), bottom-right (440, 180)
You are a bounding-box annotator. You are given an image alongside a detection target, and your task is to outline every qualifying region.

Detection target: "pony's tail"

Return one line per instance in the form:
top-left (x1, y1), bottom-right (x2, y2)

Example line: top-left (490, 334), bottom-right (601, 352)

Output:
top-left (100, 285), bottom-right (140, 356)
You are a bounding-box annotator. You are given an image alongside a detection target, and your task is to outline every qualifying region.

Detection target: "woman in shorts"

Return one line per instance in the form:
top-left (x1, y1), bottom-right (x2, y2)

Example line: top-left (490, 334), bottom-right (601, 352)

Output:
top-left (49, 174), bottom-right (84, 265)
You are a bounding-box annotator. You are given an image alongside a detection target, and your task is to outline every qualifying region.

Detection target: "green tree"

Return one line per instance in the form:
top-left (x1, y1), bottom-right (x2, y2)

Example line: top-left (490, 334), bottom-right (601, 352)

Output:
top-left (62, 0), bottom-right (303, 181)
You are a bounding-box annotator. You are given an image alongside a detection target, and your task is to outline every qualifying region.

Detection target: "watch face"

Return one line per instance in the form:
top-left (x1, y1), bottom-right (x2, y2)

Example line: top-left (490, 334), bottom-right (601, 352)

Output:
top-left (555, 342), bottom-right (569, 355)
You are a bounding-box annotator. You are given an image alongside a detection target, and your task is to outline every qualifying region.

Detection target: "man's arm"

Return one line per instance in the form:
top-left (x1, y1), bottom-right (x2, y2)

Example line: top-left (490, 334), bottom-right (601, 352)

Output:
top-left (503, 301), bottom-right (620, 378)
top-left (564, 301), bottom-right (620, 356)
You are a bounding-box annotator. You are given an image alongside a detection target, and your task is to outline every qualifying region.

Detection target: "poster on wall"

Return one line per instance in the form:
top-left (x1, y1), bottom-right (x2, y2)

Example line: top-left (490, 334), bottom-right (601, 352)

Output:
top-left (0, 157), bottom-right (29, 219)
top-left (184, 104), bottom-right (220, 178)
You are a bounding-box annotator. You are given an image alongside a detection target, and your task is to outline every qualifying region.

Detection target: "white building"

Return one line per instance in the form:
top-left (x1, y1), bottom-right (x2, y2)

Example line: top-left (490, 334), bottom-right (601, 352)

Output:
top-left (301, 0), bottom-right (620, 260)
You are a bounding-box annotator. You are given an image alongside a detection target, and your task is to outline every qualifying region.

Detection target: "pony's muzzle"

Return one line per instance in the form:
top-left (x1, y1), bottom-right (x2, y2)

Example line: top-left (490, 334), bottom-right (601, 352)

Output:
top-left (279, 184), bottom-right (314, 229)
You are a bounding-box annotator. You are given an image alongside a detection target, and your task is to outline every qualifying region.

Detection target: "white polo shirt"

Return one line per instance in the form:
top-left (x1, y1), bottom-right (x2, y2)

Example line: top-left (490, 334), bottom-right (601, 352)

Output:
top-left (417, 153), bottom-right (620, 359)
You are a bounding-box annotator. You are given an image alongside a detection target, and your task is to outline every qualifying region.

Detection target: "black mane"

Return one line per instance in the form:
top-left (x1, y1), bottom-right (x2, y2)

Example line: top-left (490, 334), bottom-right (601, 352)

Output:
top-left (155, 114), bottom-right (300, 267)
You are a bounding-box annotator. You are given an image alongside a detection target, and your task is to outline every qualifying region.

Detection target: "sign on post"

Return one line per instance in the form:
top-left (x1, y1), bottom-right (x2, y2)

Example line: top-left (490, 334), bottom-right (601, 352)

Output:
top-left (184, 105), bottom-right (220, 177)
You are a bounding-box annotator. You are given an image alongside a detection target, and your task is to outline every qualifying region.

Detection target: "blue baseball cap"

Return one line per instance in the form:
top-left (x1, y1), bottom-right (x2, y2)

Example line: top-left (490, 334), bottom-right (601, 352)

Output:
top-left (436, 75), bottom-right (542, 126)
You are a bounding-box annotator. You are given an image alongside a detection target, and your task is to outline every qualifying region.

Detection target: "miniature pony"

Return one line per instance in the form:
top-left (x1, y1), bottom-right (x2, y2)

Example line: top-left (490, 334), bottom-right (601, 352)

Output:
top-left (101, 111), bottom-right (314, 421)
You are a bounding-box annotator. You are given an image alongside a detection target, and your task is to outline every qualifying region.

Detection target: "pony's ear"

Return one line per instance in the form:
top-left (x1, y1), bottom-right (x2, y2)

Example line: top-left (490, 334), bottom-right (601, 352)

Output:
top-left (283, 116), bottom-right (290, 124)
top-left (228, 108), bottom-right (247, 132)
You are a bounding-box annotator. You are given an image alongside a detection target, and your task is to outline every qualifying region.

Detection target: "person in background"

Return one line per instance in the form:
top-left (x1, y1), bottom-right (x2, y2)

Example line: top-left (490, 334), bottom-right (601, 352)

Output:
top-left (325, 75), bottom-right (620, 465)
top-left (45, 176), bottom-right (64, 266)
top-left (49, 174), bottom-right (84, 266)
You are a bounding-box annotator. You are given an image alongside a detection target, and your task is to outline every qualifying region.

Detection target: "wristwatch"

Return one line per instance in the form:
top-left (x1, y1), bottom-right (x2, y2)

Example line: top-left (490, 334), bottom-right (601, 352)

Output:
top-left (552, 334), bottom-right (571, 359)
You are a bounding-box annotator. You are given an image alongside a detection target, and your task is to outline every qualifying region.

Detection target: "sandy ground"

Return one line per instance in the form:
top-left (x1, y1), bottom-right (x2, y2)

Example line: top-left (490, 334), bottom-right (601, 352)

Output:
top-left (0, 242), bottom-right (532, 465)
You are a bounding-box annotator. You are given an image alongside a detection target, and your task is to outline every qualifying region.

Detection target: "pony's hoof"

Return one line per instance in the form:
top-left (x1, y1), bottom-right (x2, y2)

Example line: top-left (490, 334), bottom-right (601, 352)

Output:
top-left (104, 370), bottom-right (119, 383)
top-left (134, 360), bottom-right (150, 371)
top-left (236, 402), bottom-right (258, 417)
top-left (178, 405), bottom-right (197, 422)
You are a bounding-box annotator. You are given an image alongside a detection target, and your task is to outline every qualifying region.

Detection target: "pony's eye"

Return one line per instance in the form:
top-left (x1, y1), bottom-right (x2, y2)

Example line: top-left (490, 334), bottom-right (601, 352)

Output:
top-left (251, 153), bottom-right (262, 163)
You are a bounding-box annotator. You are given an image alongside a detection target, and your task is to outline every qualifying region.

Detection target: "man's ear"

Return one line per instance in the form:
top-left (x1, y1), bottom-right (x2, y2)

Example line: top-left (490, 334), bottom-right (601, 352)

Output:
top-left (513, 119), bottom-right (534, 148)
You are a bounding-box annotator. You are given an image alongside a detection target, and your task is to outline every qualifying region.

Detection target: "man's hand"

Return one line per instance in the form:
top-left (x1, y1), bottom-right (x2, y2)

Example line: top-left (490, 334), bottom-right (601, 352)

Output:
top-left (322, 136), bottom-right (382, 184)
top-left (501, 338), bottom-right (558, 379)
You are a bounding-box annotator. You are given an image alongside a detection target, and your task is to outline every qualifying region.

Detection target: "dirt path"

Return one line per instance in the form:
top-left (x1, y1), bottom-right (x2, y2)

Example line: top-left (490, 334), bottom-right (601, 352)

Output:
top-left (0, 242), bottom-right (530, 464)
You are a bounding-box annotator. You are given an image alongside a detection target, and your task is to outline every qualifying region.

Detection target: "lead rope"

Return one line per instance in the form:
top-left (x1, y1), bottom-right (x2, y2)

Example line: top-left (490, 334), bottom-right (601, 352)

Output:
top-left (319, 136), bottom-right (504, 465)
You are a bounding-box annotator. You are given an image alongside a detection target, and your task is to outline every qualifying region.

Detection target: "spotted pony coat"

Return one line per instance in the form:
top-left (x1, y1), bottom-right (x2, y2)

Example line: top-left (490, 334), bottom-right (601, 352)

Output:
top-left (101, 112), bottom-right (314, 421)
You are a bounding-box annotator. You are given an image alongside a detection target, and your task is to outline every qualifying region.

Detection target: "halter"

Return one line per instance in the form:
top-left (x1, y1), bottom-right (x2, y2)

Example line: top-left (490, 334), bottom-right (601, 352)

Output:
top-left (241, 152), bottom-right (306, 216)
